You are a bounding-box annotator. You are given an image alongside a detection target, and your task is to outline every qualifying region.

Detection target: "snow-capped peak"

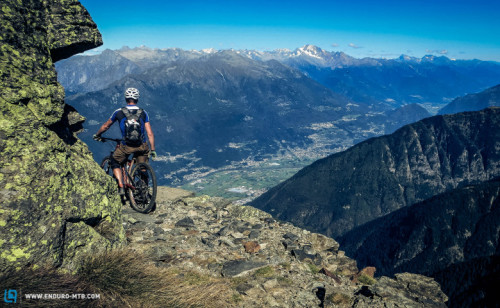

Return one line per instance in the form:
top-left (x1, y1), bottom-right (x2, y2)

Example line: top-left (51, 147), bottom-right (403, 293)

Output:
top-left (296, 45), bottom-right (326, 60)
top-left (201, 48), bottom-right (217, 54)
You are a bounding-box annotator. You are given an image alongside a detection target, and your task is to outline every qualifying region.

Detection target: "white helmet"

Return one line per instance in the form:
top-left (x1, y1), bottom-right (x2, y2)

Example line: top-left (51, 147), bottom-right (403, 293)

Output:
top-left (124, 88), bottom-right (140, 100)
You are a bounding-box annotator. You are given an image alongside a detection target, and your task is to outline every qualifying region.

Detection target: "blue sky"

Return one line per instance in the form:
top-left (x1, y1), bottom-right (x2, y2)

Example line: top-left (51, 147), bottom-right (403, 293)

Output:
top-left (80, 0), bottom-right (500, 61)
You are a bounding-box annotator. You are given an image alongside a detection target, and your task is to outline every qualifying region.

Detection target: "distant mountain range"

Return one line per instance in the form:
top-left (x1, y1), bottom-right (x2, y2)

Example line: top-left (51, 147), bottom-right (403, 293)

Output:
top-left (56, 45), bottom-right (500, 188)
top-left (57, 45), bottom-right (500, 112)
top-left (250, 108), bottom-right (500, 238)
top-left (61, 48), bottom-right (434, 187)
top-left (56, 47), bottom-right (208, 95)
top-left (439, 84), bottom-right (500, 114)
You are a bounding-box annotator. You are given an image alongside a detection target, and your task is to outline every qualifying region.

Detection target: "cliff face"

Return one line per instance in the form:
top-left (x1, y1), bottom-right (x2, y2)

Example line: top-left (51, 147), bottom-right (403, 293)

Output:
top-left (0, 0), bottom-right (124, 271)
top-left (339, 178), bottom-right (500, 307)
top-left (251, 108), bottom-right (500, 238)
top-left (340, 178), bottom-right (500, 276)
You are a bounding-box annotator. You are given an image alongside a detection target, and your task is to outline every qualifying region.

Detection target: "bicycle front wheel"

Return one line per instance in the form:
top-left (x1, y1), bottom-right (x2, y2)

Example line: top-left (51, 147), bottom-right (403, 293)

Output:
top-left (128, 162), bottom-right (157, 213)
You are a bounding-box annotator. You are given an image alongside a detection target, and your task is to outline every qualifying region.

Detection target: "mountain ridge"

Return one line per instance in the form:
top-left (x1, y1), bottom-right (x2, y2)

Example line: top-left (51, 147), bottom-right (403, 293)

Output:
top-left (68, 50), bottom-right (430, 190)
top-left (58, 45), bottom-right (500, 113)
top-left (251, 107), bottom-right (500, 238)
top-left (439, 83), bottom-right (500, 115)
top-left (338, 177), bottom-right (500, 307)
top-left (339, 177), bottom-right (500, 276)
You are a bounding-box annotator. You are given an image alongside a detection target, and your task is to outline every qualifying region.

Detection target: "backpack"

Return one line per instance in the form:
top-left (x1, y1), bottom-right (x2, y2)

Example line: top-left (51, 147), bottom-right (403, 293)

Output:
top-left (121, 107), bottom-right (144, 146)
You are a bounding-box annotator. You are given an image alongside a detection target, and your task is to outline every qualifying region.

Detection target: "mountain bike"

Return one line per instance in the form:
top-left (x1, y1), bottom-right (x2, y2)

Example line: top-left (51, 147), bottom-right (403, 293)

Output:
top-left (99, 137), bottom-right (157, 213)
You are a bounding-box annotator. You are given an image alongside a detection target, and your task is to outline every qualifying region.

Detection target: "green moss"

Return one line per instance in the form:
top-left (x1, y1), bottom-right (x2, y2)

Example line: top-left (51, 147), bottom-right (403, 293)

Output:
top-left (0, 0), bottom-right (120, 273)
top-left (253, 266), bottom-right (274, 278)
top-left (307, 263), bottom-right (321, 274)
top-left (183, 272), bottom-right (211, 286)
top-left (358, 274), bottom-right (377, 285)
top-left (277, 276), bottom-right (293, 286)
top-left (1, 246), bottom-right (31, 262)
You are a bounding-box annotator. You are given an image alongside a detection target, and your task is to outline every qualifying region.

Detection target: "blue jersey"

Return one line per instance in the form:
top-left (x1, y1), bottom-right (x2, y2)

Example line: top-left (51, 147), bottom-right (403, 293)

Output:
top-left (109, 105), bottom-right (150, 145)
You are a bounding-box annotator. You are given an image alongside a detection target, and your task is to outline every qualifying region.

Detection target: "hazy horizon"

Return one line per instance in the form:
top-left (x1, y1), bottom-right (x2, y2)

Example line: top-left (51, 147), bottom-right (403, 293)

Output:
top-left (80, 0), bottom-right (500, 62)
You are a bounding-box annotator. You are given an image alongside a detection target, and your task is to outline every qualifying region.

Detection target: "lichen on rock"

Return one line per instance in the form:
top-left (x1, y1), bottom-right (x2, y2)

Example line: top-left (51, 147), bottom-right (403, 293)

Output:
top-left (0, 0), bottom-right (123, 272)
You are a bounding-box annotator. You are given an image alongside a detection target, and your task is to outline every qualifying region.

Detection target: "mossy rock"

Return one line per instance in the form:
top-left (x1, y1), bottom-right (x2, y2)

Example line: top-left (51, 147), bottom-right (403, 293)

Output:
top-left (0, 0), bottom-right (124, 272)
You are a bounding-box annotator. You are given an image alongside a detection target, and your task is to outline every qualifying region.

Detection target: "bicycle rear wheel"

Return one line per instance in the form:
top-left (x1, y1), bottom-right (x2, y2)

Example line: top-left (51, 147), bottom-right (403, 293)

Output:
top-left (100, 156), bottom-right (113, 176)
top-left (128, 162), bottom-right (157, 213)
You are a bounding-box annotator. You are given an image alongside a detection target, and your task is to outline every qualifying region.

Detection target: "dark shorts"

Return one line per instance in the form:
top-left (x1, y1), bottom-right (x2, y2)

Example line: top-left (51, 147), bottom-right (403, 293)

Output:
top-left (111, 143), bottom-right (150, 169)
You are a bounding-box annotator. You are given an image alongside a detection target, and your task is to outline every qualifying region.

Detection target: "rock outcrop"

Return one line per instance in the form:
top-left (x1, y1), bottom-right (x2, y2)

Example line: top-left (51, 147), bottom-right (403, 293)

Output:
top-left (340, 178), bottom-right (500, 276)
top-left (122, 187), bottom-right (448, 307)
top-left (0, 0), bottom-right (123, 271)
top-left (339, 178), bottom-right (500, 307)
top-left (251, 108), bottom-right (500, 238)
top-left (353, 273), bottom-right (448, 307)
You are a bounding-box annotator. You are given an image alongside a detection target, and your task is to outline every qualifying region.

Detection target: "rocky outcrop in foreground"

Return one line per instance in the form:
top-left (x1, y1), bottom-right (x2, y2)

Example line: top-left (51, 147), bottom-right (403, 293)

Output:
top-left (0, 0), bottom-right (124, 272)
top-left (123, 187), bottom-right (447, 307)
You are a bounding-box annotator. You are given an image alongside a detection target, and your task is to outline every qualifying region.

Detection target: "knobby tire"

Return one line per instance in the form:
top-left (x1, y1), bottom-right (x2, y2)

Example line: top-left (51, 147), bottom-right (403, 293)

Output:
top-left (128, 162), bottom-right (157, 213)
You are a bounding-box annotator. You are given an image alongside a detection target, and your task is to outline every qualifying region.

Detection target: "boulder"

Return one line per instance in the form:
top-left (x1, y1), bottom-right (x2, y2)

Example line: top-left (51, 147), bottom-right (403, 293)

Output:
top-left (0, 0), bottom-right (124, 272)
top-left (353, 273), bottom-right (448, 307)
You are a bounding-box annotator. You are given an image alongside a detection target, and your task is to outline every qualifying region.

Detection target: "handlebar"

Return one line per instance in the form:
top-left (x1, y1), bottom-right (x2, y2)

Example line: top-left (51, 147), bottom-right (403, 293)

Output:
top-left (99, 137), bottom-right (123, 143)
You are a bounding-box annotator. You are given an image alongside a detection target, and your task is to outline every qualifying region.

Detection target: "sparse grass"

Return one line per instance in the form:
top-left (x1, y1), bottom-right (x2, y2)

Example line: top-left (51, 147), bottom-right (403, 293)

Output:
top-left (0, 249), bottom-right (232, 308)
top-left (307, 263), bottom-right (321, 274)
top-left (357, 274), bottom-right (377, 286)
top-left (231, 292), bottom-right (243, 304)
top-left (253, 266), bottom-right (275, 278)
top-left (326, 292), bottom-right (352, 307)
top-left (182, 271), bottom-right (212, 286)
top-left (277, 276), bottom-right (294, 286)
top-left (0, 266), bottom-right (89, 308)
top-left (230, 276), bottom-right (249, 287)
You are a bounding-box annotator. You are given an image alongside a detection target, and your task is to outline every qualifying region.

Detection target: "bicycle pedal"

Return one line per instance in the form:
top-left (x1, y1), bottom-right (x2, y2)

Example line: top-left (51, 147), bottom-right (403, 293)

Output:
top-left (118, 187), bottom-right (126, 195)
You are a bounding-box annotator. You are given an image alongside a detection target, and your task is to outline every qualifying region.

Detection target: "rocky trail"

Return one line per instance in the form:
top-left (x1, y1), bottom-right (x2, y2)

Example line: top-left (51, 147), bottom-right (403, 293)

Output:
top-left (122, 187), bottom-right (448, 307)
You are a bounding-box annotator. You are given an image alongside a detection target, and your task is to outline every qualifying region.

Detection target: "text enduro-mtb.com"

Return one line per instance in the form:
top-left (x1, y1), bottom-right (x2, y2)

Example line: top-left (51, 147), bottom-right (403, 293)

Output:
top-left (24, 293), bottom-right (101, 300)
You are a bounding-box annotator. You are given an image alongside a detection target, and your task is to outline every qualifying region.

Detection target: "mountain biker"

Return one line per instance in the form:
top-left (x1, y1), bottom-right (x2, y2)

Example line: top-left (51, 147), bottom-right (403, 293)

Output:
top-left (93, 87), bottom-right (156, 195)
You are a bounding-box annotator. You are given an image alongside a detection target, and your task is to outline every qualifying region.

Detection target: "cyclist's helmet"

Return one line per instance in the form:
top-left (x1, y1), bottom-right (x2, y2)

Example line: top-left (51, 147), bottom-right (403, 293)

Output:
top-left (124, 88), bottom-right (140, 100)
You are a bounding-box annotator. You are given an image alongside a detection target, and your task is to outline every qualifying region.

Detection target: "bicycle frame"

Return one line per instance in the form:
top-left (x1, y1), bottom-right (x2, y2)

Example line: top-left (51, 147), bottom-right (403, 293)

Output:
top-left (103, 138), bottom-right (138, 194)
top-left (98, 136), bottom-right (157, 213)
top-left (122, 159), bottom-right (136, 191)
